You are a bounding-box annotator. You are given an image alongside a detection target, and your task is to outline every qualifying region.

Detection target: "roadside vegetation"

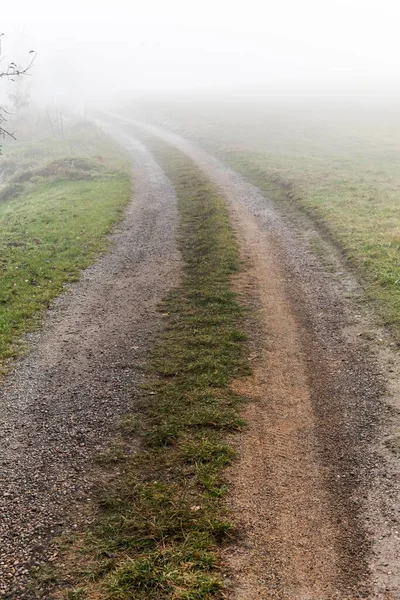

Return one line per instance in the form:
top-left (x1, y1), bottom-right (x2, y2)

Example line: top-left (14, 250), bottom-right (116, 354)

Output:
top-left (0, 123), bottom-right (131, 373)
top-left (221, 142), bottom-right (400, 339)
top-left (54, 143), bottom-right (249, 600)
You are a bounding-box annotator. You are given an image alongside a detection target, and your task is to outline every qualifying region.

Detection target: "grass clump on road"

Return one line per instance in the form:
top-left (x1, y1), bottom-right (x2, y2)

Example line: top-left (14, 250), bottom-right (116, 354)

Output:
top-left (0, 125), bottom-right (131, 372)
top-left (58, 145), bottom-right (249, 600)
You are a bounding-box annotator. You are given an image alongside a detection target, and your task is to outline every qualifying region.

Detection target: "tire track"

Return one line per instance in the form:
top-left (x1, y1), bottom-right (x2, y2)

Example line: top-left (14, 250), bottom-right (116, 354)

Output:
top-left (101, 114), bottom-right (399, 599)
top-left (0, 135), bottom-right (180, 598)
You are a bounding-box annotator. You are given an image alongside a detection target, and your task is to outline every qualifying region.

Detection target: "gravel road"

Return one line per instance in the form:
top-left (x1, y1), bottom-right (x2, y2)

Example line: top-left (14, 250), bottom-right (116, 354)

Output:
top-left (2, 111), bottom-right (399, 599)
top-left (103, 114), bottom-right (400, 599)
top-left (0, 134), bottom-right (180, 598)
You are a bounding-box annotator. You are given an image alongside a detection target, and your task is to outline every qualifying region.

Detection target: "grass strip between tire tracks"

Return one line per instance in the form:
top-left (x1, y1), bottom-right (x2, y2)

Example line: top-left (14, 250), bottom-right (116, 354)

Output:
top-left (58, 143), bottom-right (250, 599)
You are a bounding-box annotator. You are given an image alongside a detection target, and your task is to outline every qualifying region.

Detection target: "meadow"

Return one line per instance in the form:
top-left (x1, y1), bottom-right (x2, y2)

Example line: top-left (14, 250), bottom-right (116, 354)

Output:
top-left (0, 124), bottom-right (131, 371)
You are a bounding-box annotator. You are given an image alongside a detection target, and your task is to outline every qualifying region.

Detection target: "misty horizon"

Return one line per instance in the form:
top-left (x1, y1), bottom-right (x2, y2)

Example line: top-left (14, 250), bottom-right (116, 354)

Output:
top-left (2, 0), bottom-right (400, 108)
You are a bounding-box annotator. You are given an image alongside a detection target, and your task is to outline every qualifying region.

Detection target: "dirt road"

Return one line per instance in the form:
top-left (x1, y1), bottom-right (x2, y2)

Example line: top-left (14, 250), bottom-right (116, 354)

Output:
top-left (0, 136), bottom-right (180, 597)
top-left (1, 113), bottom-right (399, 599)
top-left (102, 115), bottom-right (400, 599)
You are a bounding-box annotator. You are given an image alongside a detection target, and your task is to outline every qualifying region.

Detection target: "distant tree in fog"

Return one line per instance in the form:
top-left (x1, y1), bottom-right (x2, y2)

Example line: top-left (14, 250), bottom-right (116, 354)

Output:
top-left (0, 34), bottom-right (36, 147)
top-left (8, 71), bottom-right (31, 117)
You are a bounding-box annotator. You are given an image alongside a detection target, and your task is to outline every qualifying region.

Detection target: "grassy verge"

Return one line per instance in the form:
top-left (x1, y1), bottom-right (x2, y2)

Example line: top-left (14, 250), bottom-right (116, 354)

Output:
top-left (54, 143), bottom-right (249, 599)
top-left (0, 124), bottom-right (131, 371)
top-left (217, 146), bottom-right (400, 340)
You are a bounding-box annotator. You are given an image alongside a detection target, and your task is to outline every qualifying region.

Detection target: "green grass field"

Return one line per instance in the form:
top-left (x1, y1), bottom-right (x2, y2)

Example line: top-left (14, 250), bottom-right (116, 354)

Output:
top-left (0, 124), bottom-right (131, 371)
top-left (156, 102), bottom-right (400, 339)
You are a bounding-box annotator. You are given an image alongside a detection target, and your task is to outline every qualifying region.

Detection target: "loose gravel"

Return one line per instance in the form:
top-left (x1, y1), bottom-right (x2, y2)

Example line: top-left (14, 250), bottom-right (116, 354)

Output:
top-left (0, 133), bottom-right (180, 598)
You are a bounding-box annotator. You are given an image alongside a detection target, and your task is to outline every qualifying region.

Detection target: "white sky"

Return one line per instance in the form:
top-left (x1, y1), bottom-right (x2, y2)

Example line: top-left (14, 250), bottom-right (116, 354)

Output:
top-left (2, 0), bottom-right (400, 103)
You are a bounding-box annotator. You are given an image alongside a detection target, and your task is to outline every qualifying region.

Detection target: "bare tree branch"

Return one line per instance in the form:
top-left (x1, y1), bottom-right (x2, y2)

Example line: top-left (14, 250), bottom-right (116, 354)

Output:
top-left (0, 107), bottom-right (16, 140)
top-left (0, 52), bottom-right (36, 80)
top-left (0, 34), bottom-right (36, 149)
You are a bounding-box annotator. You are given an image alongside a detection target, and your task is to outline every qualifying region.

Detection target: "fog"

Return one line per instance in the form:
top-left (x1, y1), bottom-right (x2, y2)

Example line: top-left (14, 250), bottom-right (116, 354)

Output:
top-left (2, 0), bottom-right (400, 110)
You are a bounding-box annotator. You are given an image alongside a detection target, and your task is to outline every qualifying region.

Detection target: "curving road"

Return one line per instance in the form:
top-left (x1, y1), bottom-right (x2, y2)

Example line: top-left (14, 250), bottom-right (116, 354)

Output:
top-left (102, 113), bottom-right (400, 600)
top-left (1, 112), bottom-right (399, 599)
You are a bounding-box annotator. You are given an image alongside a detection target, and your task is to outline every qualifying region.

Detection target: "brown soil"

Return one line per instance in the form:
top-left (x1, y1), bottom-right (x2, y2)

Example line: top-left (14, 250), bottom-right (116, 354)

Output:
top-left (106, 117), bottom-right (399, 600)
top-left (224, 223), bottom-right (341, 600)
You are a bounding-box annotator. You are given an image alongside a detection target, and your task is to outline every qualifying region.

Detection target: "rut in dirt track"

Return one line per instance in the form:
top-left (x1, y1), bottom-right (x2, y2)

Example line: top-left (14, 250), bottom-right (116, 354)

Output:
top-left (0, 136), bottom-right (180, 598)
top-left (104, 114), bottom-right (399, 600)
